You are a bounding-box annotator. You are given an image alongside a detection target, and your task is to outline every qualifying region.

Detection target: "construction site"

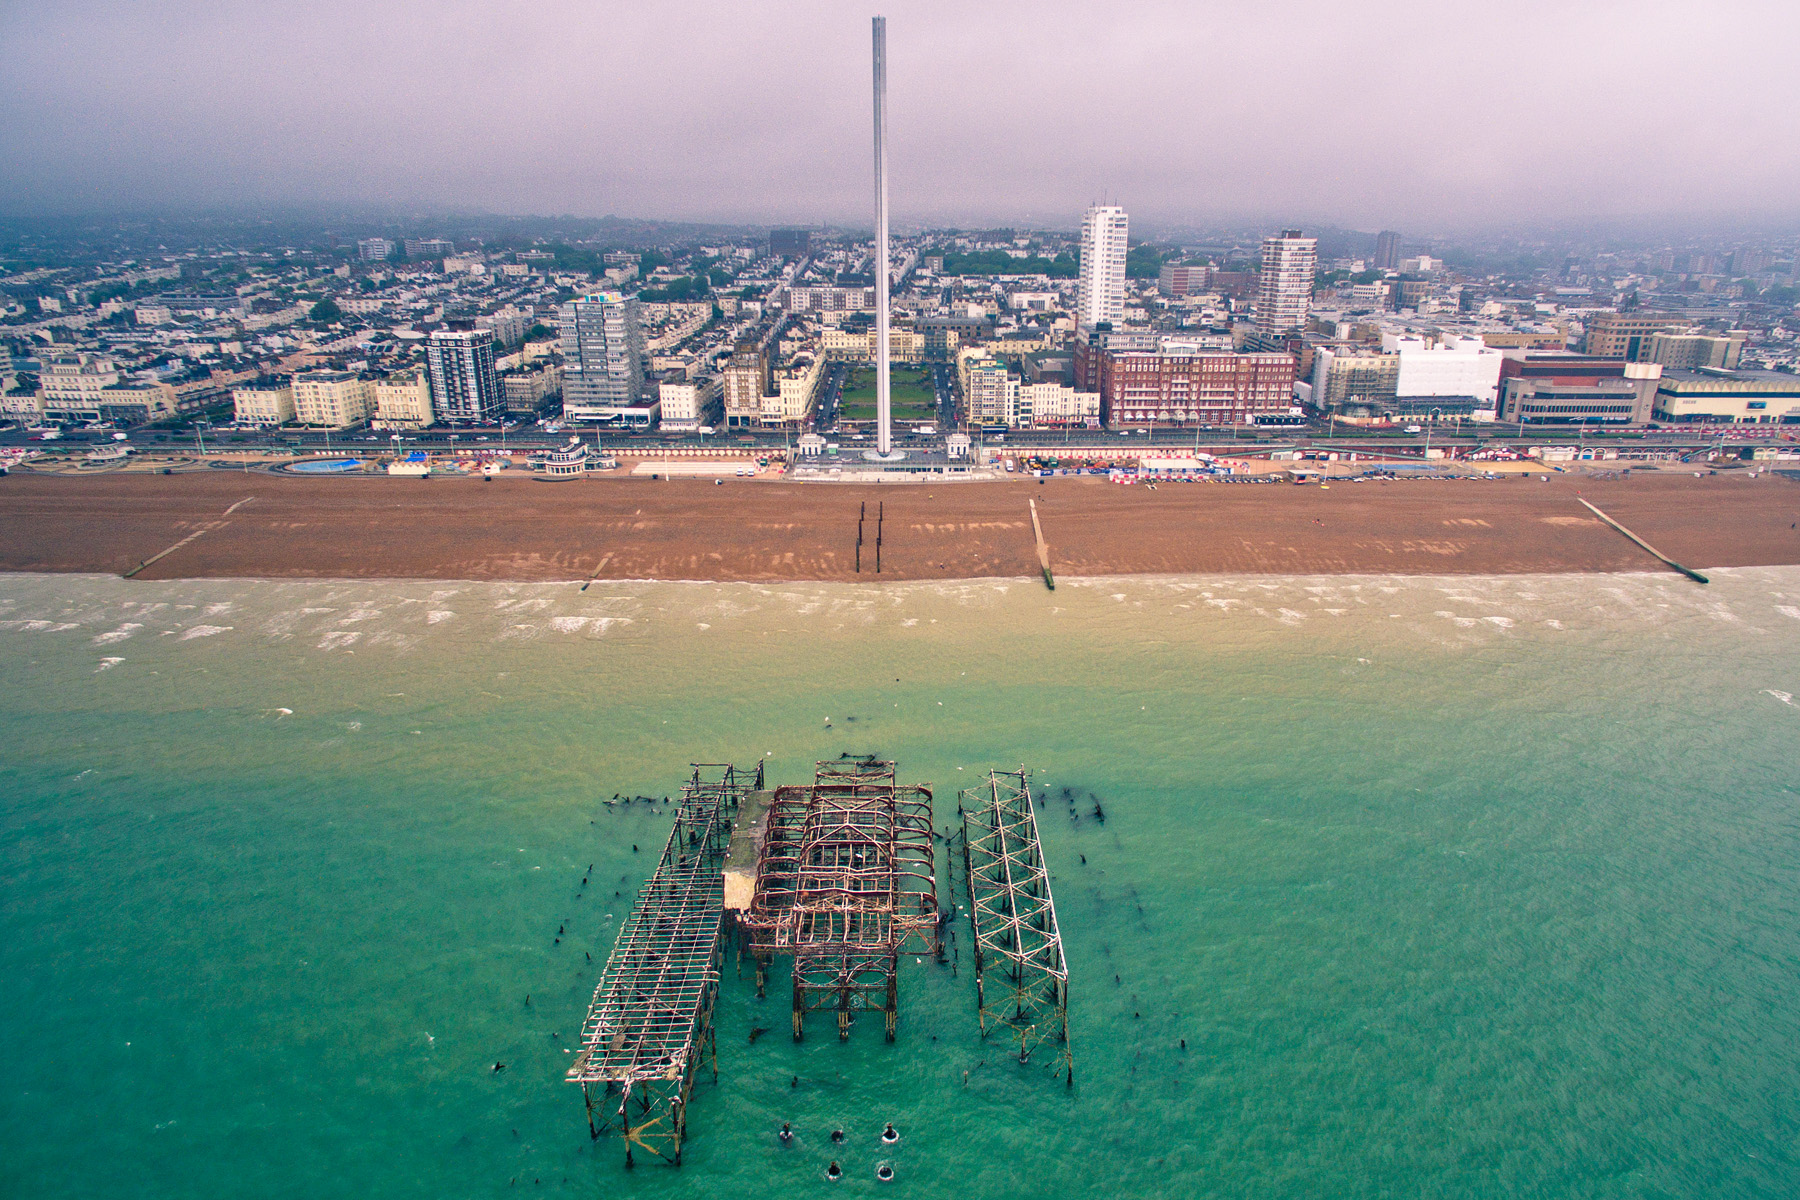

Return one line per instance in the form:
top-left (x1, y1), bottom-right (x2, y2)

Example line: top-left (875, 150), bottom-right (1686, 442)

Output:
top-left (569, 756), bottom-right (1074, 1166)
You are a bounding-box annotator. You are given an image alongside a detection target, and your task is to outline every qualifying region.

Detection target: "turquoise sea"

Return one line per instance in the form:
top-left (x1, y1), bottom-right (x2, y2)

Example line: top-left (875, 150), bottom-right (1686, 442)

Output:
top-left (4, 568), bottom-right (1800, 1198)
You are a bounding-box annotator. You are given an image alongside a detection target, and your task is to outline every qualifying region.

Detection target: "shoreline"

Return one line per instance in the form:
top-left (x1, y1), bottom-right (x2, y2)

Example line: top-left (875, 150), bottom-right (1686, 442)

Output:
top-left (1, 469), bottom-right (1796, 584)
top-left (7, 565), bottom-right (1772, 590)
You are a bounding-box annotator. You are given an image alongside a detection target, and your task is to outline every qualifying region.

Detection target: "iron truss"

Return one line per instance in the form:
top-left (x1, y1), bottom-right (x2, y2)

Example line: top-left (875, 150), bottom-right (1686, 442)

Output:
top-left (568, 763), bottom-right (758, 1166)
top-left (960, 768), bottom-right (1073, 1084)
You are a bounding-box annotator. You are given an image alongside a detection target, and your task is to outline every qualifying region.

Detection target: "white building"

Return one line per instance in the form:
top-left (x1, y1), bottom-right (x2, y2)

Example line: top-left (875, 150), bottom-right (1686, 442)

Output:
top-left (561, 291), bottom-right (645, 419)
top-left (1016, 382), bottom-right (1101, 428)
top-left (39, 355), bottom-right (120, 411)
top-left (357, 238), bottom-right (393, 261)
top-left (1256, 230), bottom-right (1318, 335)
top-left (1384, 333), bottom-right (1505, 408)
top-left (657, 379), bottom-right (714, 431)
top-left (1075, 205), bottom-right (1129, 328)
top-left (764, 351), bottom-right (823, 426)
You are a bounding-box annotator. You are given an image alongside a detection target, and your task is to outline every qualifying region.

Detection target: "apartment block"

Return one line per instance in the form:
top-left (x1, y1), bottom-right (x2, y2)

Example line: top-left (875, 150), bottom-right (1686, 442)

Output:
top-left (1257, 230), bottom-right (1317, 334)
top-left (233, 381), bottom-right (295, 426)
top-left (1157, 263), bottom-right (1210, 297)
top-left (657, 378), bottom-right (716, 431)
top-left (426, 330), bottom-right (502, 424)
top-left (1075, 205), bottom-right (1129, 327)
top-left (1099, 351), bottom-right (1296, 426)
top-left (292, 371), bottom-right (375, 428)
top-left (1582, 311), bottom-right (1682, 359)
top-left (372, 372), bottom-right (433, 430)
top-left (500, 363), bottom-right (561, 416)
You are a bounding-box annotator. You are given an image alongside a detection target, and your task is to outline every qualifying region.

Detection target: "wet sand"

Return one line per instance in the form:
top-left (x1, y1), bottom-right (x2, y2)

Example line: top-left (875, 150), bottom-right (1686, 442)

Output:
top-left (0, 470), bottom-right (1796, 582)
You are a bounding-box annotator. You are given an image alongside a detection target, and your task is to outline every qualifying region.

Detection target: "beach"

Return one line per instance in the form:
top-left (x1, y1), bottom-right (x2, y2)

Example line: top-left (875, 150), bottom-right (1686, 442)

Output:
top-left (1, 469), bottom-right (1796, 582)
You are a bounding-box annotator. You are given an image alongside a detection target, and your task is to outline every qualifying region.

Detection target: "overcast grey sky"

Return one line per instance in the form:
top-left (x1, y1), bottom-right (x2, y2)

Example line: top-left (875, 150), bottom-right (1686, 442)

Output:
top-left (4, 0), bottom-right (1798, 231)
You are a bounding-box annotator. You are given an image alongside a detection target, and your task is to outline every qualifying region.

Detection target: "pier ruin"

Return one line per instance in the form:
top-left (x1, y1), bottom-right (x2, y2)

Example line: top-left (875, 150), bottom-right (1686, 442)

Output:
top-left (959, 769), bottom-right (1073, 1082)
top-left (568, 763), bottom-right (760, 1166)
top-left (739, 756), bottom-right (939, 1041)
top-left (572, 755), bottom-right (1072, 1166)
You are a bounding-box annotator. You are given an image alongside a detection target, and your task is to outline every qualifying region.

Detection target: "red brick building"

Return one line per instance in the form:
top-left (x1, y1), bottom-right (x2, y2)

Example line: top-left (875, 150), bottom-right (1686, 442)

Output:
top-left (1099, 350), bottom-right (1297, 425)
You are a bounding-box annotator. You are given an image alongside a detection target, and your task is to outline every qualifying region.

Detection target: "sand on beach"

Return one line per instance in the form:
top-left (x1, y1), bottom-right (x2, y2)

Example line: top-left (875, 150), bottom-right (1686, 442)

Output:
top-left (0, 468), bottom-right (1796, 582)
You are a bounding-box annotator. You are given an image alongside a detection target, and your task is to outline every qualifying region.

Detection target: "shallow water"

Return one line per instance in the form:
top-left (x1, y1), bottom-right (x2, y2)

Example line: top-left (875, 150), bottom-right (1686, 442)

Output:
top-left (3, 569), bottom-right (1799, 1198)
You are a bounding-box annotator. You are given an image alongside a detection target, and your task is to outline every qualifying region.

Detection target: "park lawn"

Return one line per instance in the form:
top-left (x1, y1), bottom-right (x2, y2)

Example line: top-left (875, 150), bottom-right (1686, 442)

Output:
top-left (840, 366), bottom-right (938, 421)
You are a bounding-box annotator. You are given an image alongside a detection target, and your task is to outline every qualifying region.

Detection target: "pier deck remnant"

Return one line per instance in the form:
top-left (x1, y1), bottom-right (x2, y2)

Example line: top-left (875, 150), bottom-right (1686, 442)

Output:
top-left (741, 756), bottom-right (938, 1041)
top-left (959, 769), bottom-right (1072, 1083)
top-left (569, 762), bottom-right (759, 1166)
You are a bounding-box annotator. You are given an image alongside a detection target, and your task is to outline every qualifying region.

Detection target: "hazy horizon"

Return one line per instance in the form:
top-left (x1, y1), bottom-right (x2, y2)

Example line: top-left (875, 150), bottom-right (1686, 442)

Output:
top-left (4, 1), bottom-right (1799, 232)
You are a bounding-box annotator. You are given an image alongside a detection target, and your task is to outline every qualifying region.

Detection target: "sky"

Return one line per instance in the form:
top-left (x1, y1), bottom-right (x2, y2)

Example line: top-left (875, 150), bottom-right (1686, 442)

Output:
top-left (4, 0), bottom-right (1799, 233)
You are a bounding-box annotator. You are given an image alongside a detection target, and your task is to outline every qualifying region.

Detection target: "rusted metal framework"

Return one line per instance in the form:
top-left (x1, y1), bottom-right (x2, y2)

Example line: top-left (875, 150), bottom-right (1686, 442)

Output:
top-left (568, 763), bottom-right (758, 1166)
top-left (960, 769), bottom-right (1072, 1083)
top-left (742, 756), bottom-right (938, 1041)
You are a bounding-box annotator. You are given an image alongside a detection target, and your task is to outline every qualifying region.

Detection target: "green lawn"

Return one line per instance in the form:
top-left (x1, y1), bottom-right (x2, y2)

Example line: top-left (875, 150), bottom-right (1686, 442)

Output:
top-left (839, 366), bottom-right (938, 421)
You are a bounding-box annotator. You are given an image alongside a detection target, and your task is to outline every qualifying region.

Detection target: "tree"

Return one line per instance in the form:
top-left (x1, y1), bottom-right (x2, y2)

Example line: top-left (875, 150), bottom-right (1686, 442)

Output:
top-left (309, 298), bottom-right (343, 323)
top-left (1125, 243), bottom-right (1164, 280)
top-left (524, 323), bottom-right (553, 342)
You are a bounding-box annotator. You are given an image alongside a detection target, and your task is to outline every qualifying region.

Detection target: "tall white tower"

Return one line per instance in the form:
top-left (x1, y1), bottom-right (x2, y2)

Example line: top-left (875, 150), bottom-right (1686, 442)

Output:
top-left (1256, 229), bottom-right (1317, 335)
top-left (871, 15), bottom-right (894, 457)
top-left (1076, 204), bottom-right (1129, 328)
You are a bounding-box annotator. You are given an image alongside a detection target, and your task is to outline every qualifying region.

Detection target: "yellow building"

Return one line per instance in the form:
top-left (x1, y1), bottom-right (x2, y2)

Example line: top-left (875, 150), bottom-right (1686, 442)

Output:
top-left (233, 382), bottom-right (295, 426)
top-left (989, 331), bottom-right (1046, 359)
top-left (292, 371), bottom-right (375, 429)
top-left (819, 328), bottom-right (923, 364)
top-left (372, 372), bottom-right (433, 430)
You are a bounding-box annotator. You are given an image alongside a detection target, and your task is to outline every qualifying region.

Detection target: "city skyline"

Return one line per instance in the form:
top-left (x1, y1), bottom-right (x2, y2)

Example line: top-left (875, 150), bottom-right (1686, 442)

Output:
top-left (4, 2), bottom-right (1799, 229)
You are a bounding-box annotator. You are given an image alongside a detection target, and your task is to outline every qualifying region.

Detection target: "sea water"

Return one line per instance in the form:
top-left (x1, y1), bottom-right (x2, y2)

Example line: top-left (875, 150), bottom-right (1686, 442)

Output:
top-left (3, 569), bottom-right (1799, 1199)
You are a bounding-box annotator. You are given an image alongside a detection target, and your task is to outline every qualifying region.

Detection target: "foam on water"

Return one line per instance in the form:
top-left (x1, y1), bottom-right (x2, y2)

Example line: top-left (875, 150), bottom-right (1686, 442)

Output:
top-left (2, 568), bottom-right (1800, 1199)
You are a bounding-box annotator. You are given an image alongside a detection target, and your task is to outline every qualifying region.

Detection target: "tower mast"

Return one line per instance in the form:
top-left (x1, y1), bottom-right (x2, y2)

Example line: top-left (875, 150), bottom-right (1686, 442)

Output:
top-left (872, 15), bottom-right (892, 457)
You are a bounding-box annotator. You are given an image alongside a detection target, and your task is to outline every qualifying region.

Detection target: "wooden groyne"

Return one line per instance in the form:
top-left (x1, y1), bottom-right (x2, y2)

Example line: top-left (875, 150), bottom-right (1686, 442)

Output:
top-left (1028, 499), bottom-right (1054, 590)
top-left (123, 526), bottom-right (211, 579)
top-left (1576, 497), bottom-right (1708, 584)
